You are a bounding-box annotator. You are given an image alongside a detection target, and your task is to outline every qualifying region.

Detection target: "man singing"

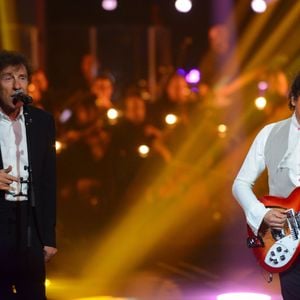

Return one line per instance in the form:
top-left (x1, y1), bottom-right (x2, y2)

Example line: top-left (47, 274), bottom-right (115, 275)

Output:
top-left (0, 50), bottom-right (57, 299)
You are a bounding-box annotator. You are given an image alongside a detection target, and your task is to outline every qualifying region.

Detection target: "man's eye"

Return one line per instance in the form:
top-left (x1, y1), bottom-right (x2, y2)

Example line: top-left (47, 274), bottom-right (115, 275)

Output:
top-left (2, 75), bottom-right (13, 81)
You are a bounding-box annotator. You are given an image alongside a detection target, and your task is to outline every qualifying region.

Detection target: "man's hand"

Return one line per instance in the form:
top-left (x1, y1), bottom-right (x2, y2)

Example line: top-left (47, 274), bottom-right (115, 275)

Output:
top-left (44, 246), bottom-right (57, 262)
top-left (263, 208), bottom-right (287, 229)
top-left (0, 166), bottom-right (19, 191)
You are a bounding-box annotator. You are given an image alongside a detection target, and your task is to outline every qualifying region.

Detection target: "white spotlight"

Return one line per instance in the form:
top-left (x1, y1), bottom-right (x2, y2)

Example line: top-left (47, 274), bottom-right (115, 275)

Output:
top-left (251, 0), bottom-right (267, 13)
top-left (107, 108), bottom-right (119, 120)
top-left (165, 113), bottom-right (178, 125)
top-left (138, 145), bottom-right (150, 158)
top-left (175, 0), bottom-right (192, 13)
top-left (217, 293), bottom-right (271, 300)
top-left (255, 96), bottom-right (267, 110)
top-left (102, 0), bottom-right (118, 11)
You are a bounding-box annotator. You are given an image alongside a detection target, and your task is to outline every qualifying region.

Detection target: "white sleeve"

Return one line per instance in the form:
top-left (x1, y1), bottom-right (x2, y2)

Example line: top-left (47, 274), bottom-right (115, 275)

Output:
top-left (232, 124), bottom-right (274, 235)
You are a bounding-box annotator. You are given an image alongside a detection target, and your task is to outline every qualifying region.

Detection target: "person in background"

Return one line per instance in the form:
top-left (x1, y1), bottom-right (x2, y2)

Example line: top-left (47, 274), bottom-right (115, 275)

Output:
top-left (232, 73), bottom-right (300, 300)
top-left (91, 73), bottom-right (115, 112)
top-left (106, 90), bottom-right (171, 215)
top-left (0, 50), bottom-right (57, 299)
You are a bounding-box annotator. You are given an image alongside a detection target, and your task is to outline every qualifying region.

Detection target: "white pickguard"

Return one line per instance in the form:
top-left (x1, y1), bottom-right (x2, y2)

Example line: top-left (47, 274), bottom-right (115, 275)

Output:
top-left (265, 234), bottom-right (300, 269)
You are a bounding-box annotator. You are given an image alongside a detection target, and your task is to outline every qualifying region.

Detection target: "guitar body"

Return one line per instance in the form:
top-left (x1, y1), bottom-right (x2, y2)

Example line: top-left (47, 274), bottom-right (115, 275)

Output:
top-left (247, 187), bottom-right (300, 273)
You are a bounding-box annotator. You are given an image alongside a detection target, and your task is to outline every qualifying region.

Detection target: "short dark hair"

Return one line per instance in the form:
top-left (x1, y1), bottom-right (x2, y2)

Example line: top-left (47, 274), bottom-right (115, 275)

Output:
top-left (0, 50), bottom-right (32, 77)
top-left (288, 73), bottom-right (300, 110)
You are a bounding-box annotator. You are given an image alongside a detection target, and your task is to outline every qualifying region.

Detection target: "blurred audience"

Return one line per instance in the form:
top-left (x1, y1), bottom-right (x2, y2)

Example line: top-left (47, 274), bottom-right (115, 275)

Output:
top-left (28, 69), bottom-right (58, 113)
top-left (106, 90), bottom-right (171, 209)
top-left (152, 72), bottom-right (195, 128)
top-left (91, 73), bottom-right (116, 112)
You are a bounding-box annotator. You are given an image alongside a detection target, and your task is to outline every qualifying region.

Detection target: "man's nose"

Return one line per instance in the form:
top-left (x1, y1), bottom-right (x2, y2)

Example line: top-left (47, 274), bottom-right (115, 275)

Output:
top-left (13, 79), bottom-right (22, 90)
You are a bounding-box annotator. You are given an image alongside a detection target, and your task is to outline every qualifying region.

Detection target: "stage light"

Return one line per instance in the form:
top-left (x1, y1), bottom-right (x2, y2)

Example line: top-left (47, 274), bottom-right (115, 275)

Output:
top-left (45, 278), bottom-right (51, 287)
top-left (101, 0), bottom-right (118, 11)
top-left (165, 113), bottom-right (178, 125)
top-left (73, 297), bottom-right (131, 300)
top-left (27, 83), bottom-right (36, 93)
top-left (254, 96), bottom-right (267, 110)
top-left (176, 68), bottom-right (186, 76)
top-left (258, 81), bottom-right (268, 91)
top-left (175, 0), bottom-right (192, 13)
top-left (138, 144), bottom-right (150, 157)
top-left (217, 292), bottom-right (271, 300)
top-left (59, 109), bottom-right (72, 123)
top-left (185, 69), bottom-right (201, 84)
top-left (251, 0), bottom-right (267, 13)
top-left (217, 124), bottom-right (227, 138)
top-left (55, 141), bottom-right (65, 154)
top-left (107, 108), bottom-right (119, 120)
top-left (218, 124), bottom-right (227, 133)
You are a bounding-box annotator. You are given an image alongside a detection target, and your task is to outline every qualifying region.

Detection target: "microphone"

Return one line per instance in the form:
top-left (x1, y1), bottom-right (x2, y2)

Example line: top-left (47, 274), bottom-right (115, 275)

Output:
top-left (12, 90), bottom-right (33, 105)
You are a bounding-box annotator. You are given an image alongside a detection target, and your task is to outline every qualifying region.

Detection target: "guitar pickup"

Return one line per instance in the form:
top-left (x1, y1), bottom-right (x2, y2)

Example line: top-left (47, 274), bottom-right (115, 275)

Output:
top-left (286, 209), bottom-right (299, 240)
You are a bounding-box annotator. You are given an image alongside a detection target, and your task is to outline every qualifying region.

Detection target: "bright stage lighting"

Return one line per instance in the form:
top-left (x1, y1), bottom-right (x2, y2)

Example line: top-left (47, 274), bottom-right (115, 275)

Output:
top-left (217, 124), bottom-right (227, 138)
top-left (138, 144), bottom-right (150, 157)
top-left (165, 113), bottom-right (178, 125)
top-left (55, 141), bottom-right (64, 153)
top-left (251, 0), bottom-right (267, 13)
top-left (59, 109), bottom-right (72, 123)
top-left (107, 108), bottom-right (119, 120)
top-left (175, 0), bottom-right (192, 13)
top-left (258, 81), bottom-right (268, 91)
top-left (217, 292), bottom-right (271, 300)
top-left (101, 0), bottom-right (118, 11)
top-left (254, 96), bottom-right (267, 110)
top-left (73, 297), bottom-right (132, 300)
top-left (185, 69), bottom-right (201, 84)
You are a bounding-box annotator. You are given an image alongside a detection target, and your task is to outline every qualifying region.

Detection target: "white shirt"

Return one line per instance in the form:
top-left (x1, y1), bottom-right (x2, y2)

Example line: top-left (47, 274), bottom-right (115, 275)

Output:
top-left (0, 108), bottom-right (29, 201)
top-left (232, 113), bottom-right (300, 235)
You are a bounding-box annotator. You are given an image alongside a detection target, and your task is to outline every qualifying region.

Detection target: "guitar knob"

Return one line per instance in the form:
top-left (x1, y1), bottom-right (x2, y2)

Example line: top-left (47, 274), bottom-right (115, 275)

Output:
top-left (271, 251), bottom-right (275, 256)
top-left (276, 246), bottom-right (282, 252)
top-left (280, 255), bottom-right (286, 261)
top-left (273, 259), bottom-right (278, 264)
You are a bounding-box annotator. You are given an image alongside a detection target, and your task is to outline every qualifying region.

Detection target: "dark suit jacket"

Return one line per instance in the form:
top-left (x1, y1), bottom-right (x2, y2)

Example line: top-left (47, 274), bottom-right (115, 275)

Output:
top-left (0, 106), bottom-right (57, 247)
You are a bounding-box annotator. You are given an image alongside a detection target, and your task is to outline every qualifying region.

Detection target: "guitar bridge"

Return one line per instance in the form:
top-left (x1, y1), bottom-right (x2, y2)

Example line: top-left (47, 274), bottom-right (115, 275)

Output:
top-left (247, 235), bottom-right (264, 248)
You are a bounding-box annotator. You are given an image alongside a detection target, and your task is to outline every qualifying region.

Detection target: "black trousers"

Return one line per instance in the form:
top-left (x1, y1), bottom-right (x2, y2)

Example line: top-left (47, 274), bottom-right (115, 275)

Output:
top-left (279, 256), bottom-right (300, 300)
top-left (0, 200), bottom-right (46, 300)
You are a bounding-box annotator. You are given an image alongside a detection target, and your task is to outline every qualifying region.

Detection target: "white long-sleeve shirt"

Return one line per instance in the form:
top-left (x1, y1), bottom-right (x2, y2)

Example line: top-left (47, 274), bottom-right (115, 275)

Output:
top-left (0, 109), bottom-right (29, 201)
top-left (232, 112), bottom-right (300, 235)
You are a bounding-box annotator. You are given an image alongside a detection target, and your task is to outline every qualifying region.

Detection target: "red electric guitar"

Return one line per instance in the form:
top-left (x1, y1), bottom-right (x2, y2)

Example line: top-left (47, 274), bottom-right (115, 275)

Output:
top-left (247, 187), bottom-right (300, 273)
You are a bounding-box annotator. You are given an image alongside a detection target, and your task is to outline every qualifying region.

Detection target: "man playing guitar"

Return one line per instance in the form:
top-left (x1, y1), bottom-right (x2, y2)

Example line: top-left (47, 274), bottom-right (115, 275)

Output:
top-left (233, 73), bottom-right (300, 300)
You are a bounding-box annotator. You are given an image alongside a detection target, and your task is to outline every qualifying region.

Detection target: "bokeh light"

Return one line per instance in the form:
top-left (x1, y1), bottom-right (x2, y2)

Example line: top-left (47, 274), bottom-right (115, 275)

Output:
top-left (175, 0), bottom-right (192, 13)
top-left (165, 113), bottom-right (178, 125)
top-left (138, 144), bottom-right (150, 157)
top-left (251, 0), bottom-right (267, 13)
top-left (107, 108), bottom-right (119, 120)
top-left (258, 81), bottom-right (268, 91)
top-left (185, 69), bottom-right (201, 84)
top-left (254, 96), bottom-right (267, 110)
top-left (101, 0), bottom-right (118, 11)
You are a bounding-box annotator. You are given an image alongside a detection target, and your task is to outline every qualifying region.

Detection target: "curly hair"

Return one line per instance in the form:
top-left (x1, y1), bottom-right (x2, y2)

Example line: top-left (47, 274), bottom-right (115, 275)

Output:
top-left (0, 50), bottom-right (31, 77)
top-left (288, 73), bottom-right (300, 110)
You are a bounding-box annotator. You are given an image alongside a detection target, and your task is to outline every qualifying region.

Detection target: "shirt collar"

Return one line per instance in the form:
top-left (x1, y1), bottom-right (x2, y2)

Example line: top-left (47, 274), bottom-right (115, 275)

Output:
top-left (0, 106), bottom-right (24, 122)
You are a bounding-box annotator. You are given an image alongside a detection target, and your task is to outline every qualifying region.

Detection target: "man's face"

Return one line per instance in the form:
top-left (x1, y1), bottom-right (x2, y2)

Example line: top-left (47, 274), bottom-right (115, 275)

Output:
top-left (91, 78), bottom-right (113, 100)
top-left (0, 64), bottom-right (28, 113)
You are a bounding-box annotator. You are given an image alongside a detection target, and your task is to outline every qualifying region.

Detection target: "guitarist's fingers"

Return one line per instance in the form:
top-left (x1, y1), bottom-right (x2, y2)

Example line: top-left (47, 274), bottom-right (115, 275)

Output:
top-left (269, 215), bottom-right (286, 228)
top-left (264, 209), bottom-right (287, 228)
